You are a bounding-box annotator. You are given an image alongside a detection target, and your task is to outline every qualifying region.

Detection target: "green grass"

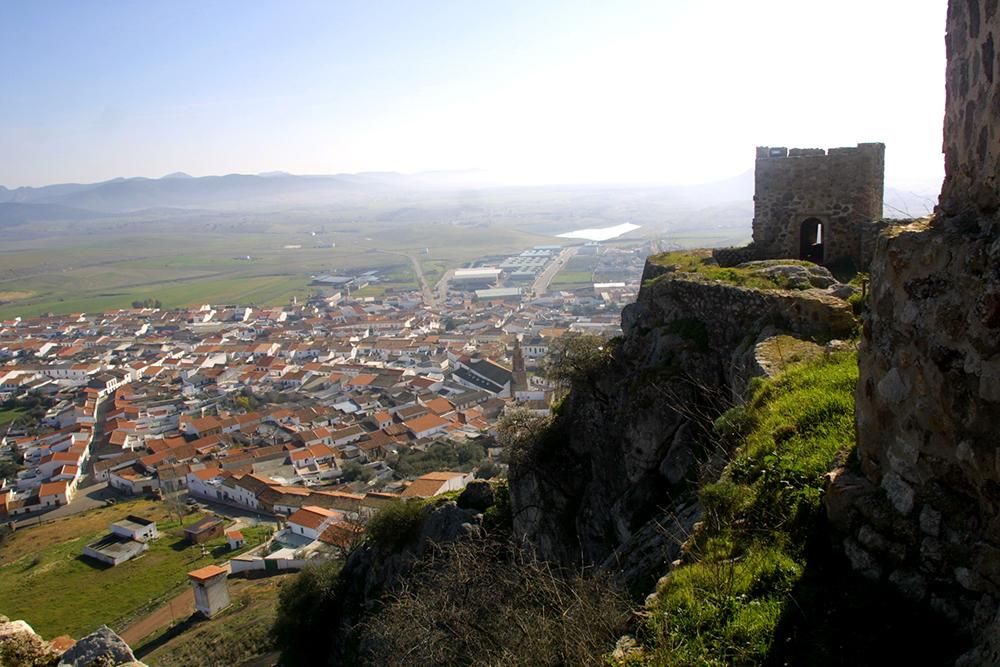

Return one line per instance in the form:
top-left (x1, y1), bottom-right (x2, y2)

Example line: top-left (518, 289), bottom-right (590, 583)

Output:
top-left (550, 266), bottom-right (594, 292)
top-left (0, 513), bottom-right (267, 639)
top-left (420, 259), bottom-right (450, 287)
top-left (641, 352), bottom-right (858, 666)
top-left (648, 251), bottom-right (812, 291)
top-left (0, 408), bottom-right (25, 427)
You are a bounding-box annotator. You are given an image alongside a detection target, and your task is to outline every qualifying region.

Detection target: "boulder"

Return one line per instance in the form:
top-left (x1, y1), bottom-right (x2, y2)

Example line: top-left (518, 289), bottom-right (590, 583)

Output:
top-left (737, 260), bottom-right (839, 289)
top-left (57, 626), bottom-right (142, 667)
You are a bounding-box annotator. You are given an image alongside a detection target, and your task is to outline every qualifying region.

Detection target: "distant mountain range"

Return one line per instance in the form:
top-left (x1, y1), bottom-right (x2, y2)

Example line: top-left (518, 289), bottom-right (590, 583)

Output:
top-left (0, 169), bottom-right (939, 219)
top-left (0, 171), bottom-right (470, 214)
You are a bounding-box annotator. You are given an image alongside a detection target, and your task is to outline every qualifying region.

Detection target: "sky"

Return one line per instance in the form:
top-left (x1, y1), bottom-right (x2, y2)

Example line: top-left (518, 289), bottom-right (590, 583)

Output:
top-left (0, 0), bottom-right (948, 189)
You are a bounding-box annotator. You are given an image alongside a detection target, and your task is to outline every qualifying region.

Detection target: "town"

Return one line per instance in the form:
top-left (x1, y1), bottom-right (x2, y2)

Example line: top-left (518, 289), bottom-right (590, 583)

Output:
top-left (0, 238), bottom-right (650, 651)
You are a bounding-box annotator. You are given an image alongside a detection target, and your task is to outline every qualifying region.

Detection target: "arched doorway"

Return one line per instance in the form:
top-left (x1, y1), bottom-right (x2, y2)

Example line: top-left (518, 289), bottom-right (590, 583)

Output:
top-left (799, 218), bottom-right (824, 263)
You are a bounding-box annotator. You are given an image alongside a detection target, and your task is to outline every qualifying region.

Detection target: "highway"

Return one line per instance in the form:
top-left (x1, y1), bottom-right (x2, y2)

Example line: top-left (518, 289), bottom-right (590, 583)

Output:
top-left (531, 246), bottom-right (579, 296)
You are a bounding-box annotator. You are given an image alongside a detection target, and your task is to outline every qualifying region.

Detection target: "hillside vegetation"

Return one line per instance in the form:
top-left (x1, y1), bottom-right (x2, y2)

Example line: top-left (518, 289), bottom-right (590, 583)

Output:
top-left (628, 352), bottom-right (959, 666)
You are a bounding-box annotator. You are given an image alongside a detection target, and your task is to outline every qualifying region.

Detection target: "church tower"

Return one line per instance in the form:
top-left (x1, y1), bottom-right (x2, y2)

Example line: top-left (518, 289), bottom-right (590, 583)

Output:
top-left (511, 338), bottom-right (528, 395)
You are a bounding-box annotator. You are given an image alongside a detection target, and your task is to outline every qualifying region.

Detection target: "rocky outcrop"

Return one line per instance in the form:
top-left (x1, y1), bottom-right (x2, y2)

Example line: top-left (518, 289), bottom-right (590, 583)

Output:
top-left (57, 626), bottom-right (143, 667)
top-left (510, 266), bottom-right (856, 592)
top-left (0, 616), bottom-right (143, 667)
top-left (737, 260), bottom-right (840, 289)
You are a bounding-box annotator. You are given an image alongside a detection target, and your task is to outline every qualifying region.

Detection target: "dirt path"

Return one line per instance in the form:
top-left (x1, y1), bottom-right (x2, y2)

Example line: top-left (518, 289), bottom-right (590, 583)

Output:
top-left (119, 588), bottom-right (195, 646)
top-left (377, 249), bottom-right (436, 307)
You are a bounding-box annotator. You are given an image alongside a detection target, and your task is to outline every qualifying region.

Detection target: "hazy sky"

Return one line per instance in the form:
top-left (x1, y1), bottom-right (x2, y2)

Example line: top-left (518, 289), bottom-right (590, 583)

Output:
top-left (1, 0), bottom-right (947, 188)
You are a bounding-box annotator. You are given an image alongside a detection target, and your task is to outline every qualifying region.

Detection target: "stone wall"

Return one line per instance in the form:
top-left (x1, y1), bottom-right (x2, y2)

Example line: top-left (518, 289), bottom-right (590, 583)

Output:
top-left (752, 143), bottom-right (885, 268)
top-left (634, 267), bottom-right (857, 344)
top-left (939, 0), bottom-right (1000, 218)
top-left (831, 0), bottom-right (1000, 647)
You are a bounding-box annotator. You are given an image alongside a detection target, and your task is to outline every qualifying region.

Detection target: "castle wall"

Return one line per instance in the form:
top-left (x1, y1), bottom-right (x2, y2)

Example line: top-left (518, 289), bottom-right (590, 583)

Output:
top-left (833, 0), bottom-right (1000, 643)
top-left (939, 0), bottom-right (1000, 218)
top-left (752, 143), bottom-right (885, 268)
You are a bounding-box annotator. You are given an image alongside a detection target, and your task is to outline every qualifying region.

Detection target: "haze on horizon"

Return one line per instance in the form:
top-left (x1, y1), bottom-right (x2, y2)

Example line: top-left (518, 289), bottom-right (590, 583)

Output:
top-left (2, 0), bottom-right (947, 190)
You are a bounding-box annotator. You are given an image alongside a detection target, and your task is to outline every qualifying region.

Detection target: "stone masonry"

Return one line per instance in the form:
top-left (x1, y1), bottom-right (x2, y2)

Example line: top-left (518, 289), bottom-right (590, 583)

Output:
top-left (751, 143), bottom-right (886, 268)
top-left (828, 0), bottom-right (1000, 653)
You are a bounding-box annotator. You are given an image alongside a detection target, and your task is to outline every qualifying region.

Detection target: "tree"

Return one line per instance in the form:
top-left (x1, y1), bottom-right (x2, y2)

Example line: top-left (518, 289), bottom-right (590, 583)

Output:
top-left (540, 333), bottom-right (613, 390)
top-left (495, 407), bottom-right (553, 467)
top-left (271, 559), bottom-right (344, 666)
top-left (341, 461), bottom-right (374, 483)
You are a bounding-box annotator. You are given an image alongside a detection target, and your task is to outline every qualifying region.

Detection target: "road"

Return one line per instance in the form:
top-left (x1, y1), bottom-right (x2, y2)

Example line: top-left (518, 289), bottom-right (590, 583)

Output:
top-left (434, 269), bottom-right (455, 305)
top-left (531, 246), bottom-right (579, 296)
top-left (120, 588), bottom-right (196, 646)
top-left (377, 250), bottom-right (436, 309)
top-left (13, 394), bottom-right (115, 528)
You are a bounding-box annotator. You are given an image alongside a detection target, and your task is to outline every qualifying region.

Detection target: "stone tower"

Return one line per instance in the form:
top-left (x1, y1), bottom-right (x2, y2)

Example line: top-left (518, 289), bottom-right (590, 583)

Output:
top-left (751, 143), bottom-right (885, 268)
top-left (511, 338), bottom-right (528, 395)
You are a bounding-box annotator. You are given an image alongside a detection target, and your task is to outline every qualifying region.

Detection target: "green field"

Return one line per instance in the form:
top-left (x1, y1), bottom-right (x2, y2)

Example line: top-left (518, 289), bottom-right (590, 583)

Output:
top-left (0, 184), bottom-right (753, 318)
top-left (0, 408), bottom-right (25, 427)
top-left (550, 270), bottom-right (594, 290)
top-left (0, 502), bottom-right (268, 639)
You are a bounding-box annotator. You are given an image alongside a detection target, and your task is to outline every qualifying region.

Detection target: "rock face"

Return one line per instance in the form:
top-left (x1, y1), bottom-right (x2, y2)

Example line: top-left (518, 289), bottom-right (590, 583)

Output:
top-left (829, 0), bottom-right (1000, 650)
top-left (510, 265), bottom-right (855, 592)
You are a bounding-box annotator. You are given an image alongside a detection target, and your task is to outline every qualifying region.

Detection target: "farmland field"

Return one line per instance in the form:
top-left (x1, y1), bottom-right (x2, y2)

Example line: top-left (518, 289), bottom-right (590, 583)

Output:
top-left (0, 499), bottom-right (266, 639)
top-left (0, 185), bottom-right (754, 318)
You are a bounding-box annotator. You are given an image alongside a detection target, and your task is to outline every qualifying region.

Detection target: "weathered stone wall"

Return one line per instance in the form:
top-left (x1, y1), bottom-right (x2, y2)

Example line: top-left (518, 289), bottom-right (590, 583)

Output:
top-left (634, 268), bottom-right (857, 344)
top-left (939, 0), bottom-right (1000, 218)
top-left (832, 0), bottom-right (1000, 648)
top-left (710, 244), bottom-right (758, 267)
top-left (752, 143), bottom-right (885, 268)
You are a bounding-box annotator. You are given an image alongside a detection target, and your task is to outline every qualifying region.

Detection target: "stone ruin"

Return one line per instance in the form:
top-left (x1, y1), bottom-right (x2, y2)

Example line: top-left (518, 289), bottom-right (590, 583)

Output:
top-left (714, 142), bottom-right (890, 271)
top-left (827, 0), bottom-right (1000, 661)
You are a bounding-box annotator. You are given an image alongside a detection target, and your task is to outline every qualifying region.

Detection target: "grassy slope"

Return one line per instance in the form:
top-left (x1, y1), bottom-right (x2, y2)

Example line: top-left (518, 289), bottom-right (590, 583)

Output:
top-left (139, 573), bottom-right (294, 666)
top-left (0, 408), bottom-right (25, 427)
top-left (634, 352), bottom-right (959, 666)
top-left (648, 251), bottom-right (813, 291)
top-left (642, 353), bottom-right (856, 665)
top-left (0, 501), bottom-right (269, 639)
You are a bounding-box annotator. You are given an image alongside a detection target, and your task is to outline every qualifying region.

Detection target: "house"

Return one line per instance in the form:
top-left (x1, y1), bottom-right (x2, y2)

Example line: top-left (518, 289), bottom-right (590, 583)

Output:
top-left (82, 533), bottom-right (148, 566)
top-left (286, 505), bottom-right (344, 541)
top-left (111, 515), bottom-right (158, 542)
top-left (402, 413), bottom-right (451, 440)
top-left (38, 480), bottom-right (71, 507)
top-left (82, 515), bottom-right (157, 565)
top-left (400, 471), bottom-right (474, 498)
top-left (226, 530), bottom-right (245, 551)
top-left (184, 516), bottom-right (225, 544)
top-left (188, 564), bottom-right (230, 618)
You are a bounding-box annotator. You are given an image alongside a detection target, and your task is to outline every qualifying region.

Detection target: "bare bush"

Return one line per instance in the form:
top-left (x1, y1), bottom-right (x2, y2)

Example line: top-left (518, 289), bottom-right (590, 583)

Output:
top-left (361, 538), bottom-right (634, 667)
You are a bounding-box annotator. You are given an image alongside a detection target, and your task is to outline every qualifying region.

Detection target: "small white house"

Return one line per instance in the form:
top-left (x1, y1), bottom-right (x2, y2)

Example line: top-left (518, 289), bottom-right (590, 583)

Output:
top-left (110, 515), bottom-right (159, 542)
top-left (226, 530), bottom-right (245, 551)
top-left (286, 505), bottom-right (344, 541)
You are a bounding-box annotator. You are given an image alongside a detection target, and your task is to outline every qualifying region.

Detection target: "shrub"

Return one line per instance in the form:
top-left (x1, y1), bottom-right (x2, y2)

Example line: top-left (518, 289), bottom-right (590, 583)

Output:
top-left (365, 500), bottom-right (426, 553)
top-left (271, 559), bottom-right (343, 666)
top-left (361, 539), bottom-right (633, 667)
